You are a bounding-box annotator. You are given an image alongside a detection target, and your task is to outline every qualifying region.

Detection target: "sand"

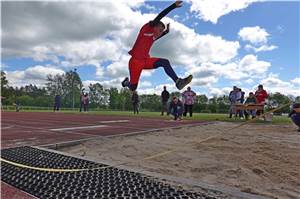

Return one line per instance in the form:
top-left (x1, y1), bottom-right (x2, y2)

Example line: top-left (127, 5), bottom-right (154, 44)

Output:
top-left (60, 122), bottom-right (300, 199)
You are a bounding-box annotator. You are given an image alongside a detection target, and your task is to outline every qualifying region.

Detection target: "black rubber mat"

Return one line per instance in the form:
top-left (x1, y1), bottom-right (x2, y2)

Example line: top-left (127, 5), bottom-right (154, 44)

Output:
top-left (1, 146), bottom-right (217, 199)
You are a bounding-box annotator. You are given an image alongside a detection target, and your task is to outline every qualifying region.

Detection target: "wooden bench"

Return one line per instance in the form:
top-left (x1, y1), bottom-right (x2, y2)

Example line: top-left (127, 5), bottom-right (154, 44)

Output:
top-left (234, 104), bottom-right (272, 121)
top-left (234, 104), bottom-right (264, 111)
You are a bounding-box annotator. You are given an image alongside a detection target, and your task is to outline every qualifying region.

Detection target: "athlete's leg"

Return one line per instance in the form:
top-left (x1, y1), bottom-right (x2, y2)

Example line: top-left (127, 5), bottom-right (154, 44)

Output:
top-left (146, 57), bottom-right (192, 90)
top-left (123, 58), bottom-right (143, 91)
top-left (153, 58), bottom-right (178, 82)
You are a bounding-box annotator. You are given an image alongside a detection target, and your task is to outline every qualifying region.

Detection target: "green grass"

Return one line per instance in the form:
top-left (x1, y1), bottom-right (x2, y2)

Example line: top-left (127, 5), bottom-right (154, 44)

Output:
top-left (3, 107), bottom-right (292, 124)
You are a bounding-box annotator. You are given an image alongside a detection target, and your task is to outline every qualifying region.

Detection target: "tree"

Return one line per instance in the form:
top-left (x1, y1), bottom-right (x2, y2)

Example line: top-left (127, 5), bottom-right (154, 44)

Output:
top-left (195, 94), bottom-right (208, 104)
top-left (88, 83), bottom-right (109, 108)
top-left (268, 92), bottom-right (292, 113)
top-left (1, 71), bottom-right (9, 97)
top-left (46, 74), bottom-right (64, 96)
top-left (46, 70), bottom-right (82, 108)
top-left (63, 70), bottom-right (82, 108)
top-left (108, 87), bottom-right (119, 110)
top-left (119, 88), bottom-right (132, 111)
top-left (140, 94), bottom-right (161, 111)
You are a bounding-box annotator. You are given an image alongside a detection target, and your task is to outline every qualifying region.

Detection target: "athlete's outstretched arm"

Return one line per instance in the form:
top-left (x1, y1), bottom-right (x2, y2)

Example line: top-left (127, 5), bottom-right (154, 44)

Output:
top-left (155, 23), bottom-right (170, 40)
top-left (149, 1), bottom-right (182, 27)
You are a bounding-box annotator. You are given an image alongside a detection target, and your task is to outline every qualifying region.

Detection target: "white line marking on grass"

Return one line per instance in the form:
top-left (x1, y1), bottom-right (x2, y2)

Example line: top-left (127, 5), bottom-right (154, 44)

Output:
top-left (50, 125), bottom-right (109, 131)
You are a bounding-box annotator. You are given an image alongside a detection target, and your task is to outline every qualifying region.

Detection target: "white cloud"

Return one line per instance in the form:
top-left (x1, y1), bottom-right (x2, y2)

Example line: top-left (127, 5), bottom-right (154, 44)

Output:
top-left (260, 74), bottom-right (300, 96)
top-left (208, 87), bottom-right (232, 97)
top-left (291, 78), bottom-right (300, 85)
top-left (245, 44), bottom-right (278, 52)
top-left (105, 55), bottom-right (130, 79)
top-left (188, 0), bottom-right (258, 24)
top-left (238, 26), bottom-right (269, 44)
top-left (2, 1), bottom-right (141, 64)
top-left (152, 21), bottom-right (240, 66)
top-left (239, 54), bottom-right (271, 75)
top-left (5, 65), bottom-right (65, 87)
top-left (187, 54), bottom-right (270, 84)
top-left (139, 81), bottom-right (152, 88)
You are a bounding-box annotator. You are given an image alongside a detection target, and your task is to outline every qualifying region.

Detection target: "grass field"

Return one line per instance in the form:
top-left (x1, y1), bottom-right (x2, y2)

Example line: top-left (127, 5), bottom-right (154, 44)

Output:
top-left (3, 106), bottom-right (292, 124)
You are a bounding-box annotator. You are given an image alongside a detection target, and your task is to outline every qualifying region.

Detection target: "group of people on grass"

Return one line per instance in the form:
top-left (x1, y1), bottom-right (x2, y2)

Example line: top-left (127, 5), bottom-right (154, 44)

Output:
top-left (229, 84), bottom-right (268, 120)
top-left (132, 86), bottom-right (196, 121)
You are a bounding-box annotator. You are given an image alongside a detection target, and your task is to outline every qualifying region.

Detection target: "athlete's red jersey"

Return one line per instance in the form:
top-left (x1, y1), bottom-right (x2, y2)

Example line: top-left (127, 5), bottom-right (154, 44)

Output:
top-left (128, 23), bottom-right (156, 59)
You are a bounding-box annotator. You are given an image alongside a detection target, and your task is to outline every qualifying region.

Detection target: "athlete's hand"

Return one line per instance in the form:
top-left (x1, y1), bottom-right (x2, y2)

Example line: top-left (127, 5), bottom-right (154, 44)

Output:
top-left (175, 1), bottom-right (183, 8)
top-left (166, 23), bottom-right (170, 31)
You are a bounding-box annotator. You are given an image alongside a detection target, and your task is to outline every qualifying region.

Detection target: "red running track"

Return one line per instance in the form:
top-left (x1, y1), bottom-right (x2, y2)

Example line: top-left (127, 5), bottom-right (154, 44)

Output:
top-left (1, 111), bottom-right (208, 198)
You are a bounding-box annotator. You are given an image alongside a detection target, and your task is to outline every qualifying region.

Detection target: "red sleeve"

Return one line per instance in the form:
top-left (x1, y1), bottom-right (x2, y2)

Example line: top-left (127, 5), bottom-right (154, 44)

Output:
top-left (263, 90), bottom-right (268, 98)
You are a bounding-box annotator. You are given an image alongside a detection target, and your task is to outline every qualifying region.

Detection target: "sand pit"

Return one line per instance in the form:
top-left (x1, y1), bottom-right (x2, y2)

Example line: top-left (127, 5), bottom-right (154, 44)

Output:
top-left (60, 122), bottom-right (300, 199)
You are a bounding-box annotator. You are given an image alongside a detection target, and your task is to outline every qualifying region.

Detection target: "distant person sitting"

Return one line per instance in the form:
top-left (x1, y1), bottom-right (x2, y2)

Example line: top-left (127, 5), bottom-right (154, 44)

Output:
top-left (182, 86), bottom-right (196, 117)
top-left (132, 90), bottom-right (139, 114)
top-left (161, 86), bottom-right (170, 115)
top-left (168, 96), bottom-right (183, 121)
top-left (53, 94), bottom-right (61, 112)
top-left (244, 92), bottom-right (258, 119)
top-left (288, 103), bottom-right (300, 132)
top-left (255, 84), bottom-right (268, 116)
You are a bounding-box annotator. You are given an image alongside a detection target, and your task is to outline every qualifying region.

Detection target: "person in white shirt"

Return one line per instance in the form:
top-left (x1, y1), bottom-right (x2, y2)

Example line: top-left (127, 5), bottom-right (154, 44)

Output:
top-left (182, 87), bottom-right (196, 117)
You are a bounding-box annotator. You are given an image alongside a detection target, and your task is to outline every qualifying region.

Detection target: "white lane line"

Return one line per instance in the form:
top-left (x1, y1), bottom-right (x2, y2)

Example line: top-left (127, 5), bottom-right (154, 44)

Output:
top-left (2, 125), bottom-right (15, 129)
top-left (99, 120), bottom-right (129, 124)
top-left (50, 125), bottom-right (109, 131)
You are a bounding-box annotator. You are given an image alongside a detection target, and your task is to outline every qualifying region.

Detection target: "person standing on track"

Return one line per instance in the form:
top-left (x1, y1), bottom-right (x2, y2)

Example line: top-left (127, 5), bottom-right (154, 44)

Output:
top-left (53, 94), bottom-right (61, 112)
top-left (132, 90), bottom-right (140, 114)
top-left (122, 0), bottom-right (192, 91)
top-left (161, 86), bottom-right (170, 115)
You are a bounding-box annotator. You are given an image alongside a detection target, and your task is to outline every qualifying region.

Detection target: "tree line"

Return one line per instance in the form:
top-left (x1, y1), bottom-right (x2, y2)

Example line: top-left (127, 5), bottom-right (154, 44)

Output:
top-left (1, 70), bottom-right (298, 113)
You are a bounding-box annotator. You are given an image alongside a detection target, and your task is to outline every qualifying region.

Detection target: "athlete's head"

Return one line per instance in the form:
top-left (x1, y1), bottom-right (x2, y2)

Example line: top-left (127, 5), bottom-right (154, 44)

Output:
top-left (154, 21), bottom-right (165, 38)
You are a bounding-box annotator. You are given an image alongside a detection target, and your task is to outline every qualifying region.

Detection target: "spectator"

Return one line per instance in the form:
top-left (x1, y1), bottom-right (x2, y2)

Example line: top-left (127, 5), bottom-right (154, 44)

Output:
top-left (161, 86), bottom-right (170, 115)
top-left (182, 86), bottom-right (196, 117)
top-left (228, 86), bottom-right (239, 118)
top-left (235, 88), bottom-right (245, 119)
top-left (53, 94), bottom-right (61, 112)
top-left (83, 93), bottom-right (89, 112)
top-left (255, 85), bottom-right (268, 116)
top-left (244, 92), bottom-right (258, 119)
top-left (132, 91), bottom-right (139, 114)
top-left (79, 89), bottom-right (85, 112)
top-left (288, 103), bottom-right (300, 132)
top-left (168, 96), bottom-right (183, 120)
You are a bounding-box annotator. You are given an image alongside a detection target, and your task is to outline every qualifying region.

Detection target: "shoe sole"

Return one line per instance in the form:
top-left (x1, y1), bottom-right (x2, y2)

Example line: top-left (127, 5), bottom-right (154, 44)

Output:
top-left (177, 75), bottom-right (193, 90)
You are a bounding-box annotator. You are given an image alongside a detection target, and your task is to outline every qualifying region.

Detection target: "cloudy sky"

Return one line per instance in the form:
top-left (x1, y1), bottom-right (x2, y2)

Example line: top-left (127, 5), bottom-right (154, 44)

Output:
top-left (1, 0), bottom-right (299, 97)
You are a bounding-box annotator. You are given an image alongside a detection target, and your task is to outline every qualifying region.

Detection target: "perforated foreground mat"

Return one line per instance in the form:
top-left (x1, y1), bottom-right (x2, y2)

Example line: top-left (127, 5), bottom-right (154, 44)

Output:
top-left (1, 146), bottom-right (218, 199)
